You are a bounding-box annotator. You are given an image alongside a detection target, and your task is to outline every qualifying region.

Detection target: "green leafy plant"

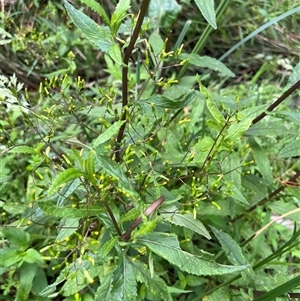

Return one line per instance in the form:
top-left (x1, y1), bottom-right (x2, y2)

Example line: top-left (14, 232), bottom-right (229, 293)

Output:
top-left (1, 0), bottom-right (299, 300)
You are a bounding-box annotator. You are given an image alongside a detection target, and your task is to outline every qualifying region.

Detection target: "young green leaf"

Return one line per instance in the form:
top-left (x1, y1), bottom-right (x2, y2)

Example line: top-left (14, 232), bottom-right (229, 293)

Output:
top-left (93, 120), bottom-right (126, 147)
top-left (83, 150), bottom-right (95, 179)
top-left (48, 168), bottom-right (85, 196)
top-left (111, 0), bottom-right (130, 35)
top-left (162, 212), bottom-right (211, 239)
top-left (78, 0), bottom-right (110, 26)
top-left (199, 81), bottom-right (226, 125)
top-left (9, 145), bottom-right (38, 155)
top-left (138, 232), bottom-right (249, 275)
top-left (194, 0), bottom-right (217, 29)
top-left (23, 248), bottom-right (44, 264)
top-left (180, 53), bottom-right (234, 77)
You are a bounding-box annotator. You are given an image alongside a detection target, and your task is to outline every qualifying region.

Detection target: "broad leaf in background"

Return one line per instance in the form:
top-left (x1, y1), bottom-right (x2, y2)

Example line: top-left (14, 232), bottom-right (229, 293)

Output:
top-left (180, 53), bottom-right (235, 77)
top-left (2, 228), bottom-right (30, 249)
top-left (162, 212), bottom-right (211, 239)
top-left (148, 0), bottom-right (182, 29)
top-left (64, 0), bottom-right (122, 64)
top-left (194, 0), bottom-right (217, 29)
top-left (279, 138), bottom-right (300, 158)
top-left (16, 262), bottom-right (37, 301)
top-left (138, 232), bottom-right (249, 275)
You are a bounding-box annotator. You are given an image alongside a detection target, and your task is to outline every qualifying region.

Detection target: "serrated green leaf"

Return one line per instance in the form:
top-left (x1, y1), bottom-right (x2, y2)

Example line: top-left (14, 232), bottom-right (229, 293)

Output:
top-left (93, 120), bottom-right (126, 147)
top-left (64, 0), bottom-right (113, 53)
top-left (138, 232), bottom-right (249, 275)
top-left (111, 254), bottom-right (137, 301)
top-left (99, 236), bottom-right (118, 261)
top-left (2, 227), bottom-right (30, 249)
top-left (83, 151), bottom-right (95, 178)
top-left (279, 138), bottom-right (300, 158)
top-left (194, 0), bottom-right (217, 29)
top-left (48, 168), bottom-right (85, 196)
top-left (180, 54), bottom-right (234, 77)
top-left (78, 0), bottom-right (110, 26)
top-left (162, 213), bottom-right (211, 239)
top-left (9, 145), bottom-right (38, 155)
top-left (38, 200), bottom-right (105, 218)
top-left (199, 81), bottom-right (226, 125)
top-left (119, 208), bottom-right (140, 223)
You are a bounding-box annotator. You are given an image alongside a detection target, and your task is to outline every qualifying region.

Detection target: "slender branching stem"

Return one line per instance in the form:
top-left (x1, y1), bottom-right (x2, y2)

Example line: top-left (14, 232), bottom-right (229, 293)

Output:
top-left (252, 78), bottom-right (300, 124)
top-left (115, 0), bottom-right (151, 162)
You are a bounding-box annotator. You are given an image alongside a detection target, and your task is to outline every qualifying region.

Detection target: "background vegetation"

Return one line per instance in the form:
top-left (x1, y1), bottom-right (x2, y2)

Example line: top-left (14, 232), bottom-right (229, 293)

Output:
top-left (1, 0), bottom-right (299, 300)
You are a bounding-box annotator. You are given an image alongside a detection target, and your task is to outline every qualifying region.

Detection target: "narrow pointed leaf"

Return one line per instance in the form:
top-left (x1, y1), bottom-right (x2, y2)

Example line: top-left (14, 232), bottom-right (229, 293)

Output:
top-left (93, 120), bottom-right (126, 147)
top-left (48, 168), bottom-right (85, 196)
top-left (138, 232), bottom-right (249, 275)
top-left (194, 0), bottom-right (217, 29)
top-left (199, 81), bottom-right (226, 125)
top-left (9, 145), bottom-right (38, 154)
top-left (180, 54), bottom-right (234, 77)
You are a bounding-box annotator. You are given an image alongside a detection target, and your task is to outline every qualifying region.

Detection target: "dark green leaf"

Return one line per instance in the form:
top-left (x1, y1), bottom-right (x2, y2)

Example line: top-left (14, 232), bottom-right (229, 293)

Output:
top-left (111, 254), bottom-right (137, 301)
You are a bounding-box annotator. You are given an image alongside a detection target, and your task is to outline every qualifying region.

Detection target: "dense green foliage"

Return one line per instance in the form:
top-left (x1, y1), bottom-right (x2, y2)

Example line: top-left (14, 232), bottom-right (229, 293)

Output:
top-left (1, 1), bottom-right (299, 300)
